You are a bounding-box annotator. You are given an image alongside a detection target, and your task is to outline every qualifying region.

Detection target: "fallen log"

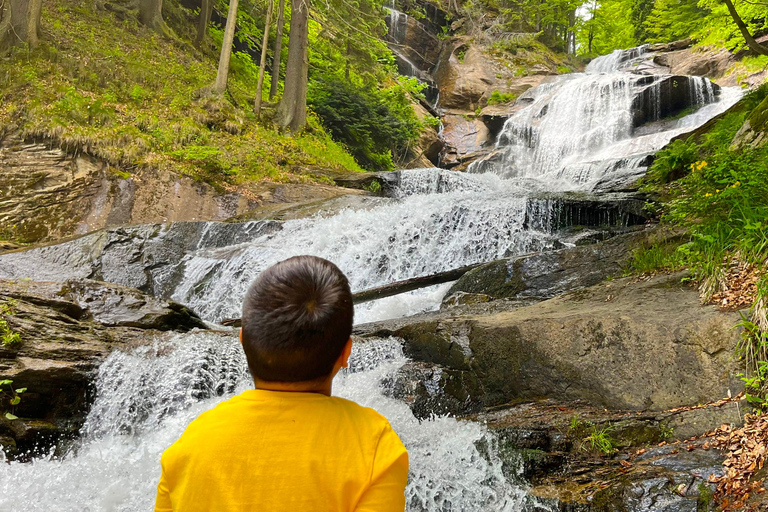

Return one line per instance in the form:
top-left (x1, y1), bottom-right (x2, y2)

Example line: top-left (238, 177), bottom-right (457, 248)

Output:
top-left (218, 262), bottom-right (484, 327)
top-left (350, 263), bottom-right (484, 304)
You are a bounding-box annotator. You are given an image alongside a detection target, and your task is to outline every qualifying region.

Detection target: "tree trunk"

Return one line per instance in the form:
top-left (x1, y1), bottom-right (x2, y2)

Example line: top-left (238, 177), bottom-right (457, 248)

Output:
top-left (0, 0), bottom-right (43, 53)
top-left (722, 0), bottom-right (768, 56)
top-left (214, 0), bottom-right (240, 95)
top-left (254, 0), bottom-right (274, 116)
top-left (139, 0), bottom-right (164, 30)
top-left (275, 0), bottom-right (309, 132)
top-left (269, 0), bottom-right (285, 99)
top-left (195, 0), bottom-right (213, 48)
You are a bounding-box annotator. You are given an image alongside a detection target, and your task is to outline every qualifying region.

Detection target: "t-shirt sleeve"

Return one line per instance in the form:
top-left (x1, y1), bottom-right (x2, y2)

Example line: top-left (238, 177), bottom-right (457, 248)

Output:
top-left (154, 454), bottom-right (173, 512)
top-left (355, 421), bottom-right (409, 512)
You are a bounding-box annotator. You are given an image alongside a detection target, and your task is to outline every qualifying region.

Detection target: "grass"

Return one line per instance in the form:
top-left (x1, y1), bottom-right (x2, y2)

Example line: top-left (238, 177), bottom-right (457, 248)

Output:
top-left (0, 0), bottom-right (364, 194)
top-left (0, 300), bottom-right (21, 348)
top-left (569, 418), bottom-right (617, 456)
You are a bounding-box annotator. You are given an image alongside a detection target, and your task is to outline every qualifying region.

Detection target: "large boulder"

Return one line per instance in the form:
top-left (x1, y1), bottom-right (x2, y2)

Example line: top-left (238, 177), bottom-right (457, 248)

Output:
top-left (731, 94), bottom-right (768, 150)
top-left (366, 272), bottom-right (743, 412)
top-left (653, 46), bottom-right (733, 80)
top-left (433, 39), bottom-right (552, 111)
top-left (446, 228), bottom-right (664, 301)
top-left (0, 278), bottom-right (210, 458)
top-left (438, 114), bottom-right (492, 168)
top-left (632, 75), bottom-right (721, 127)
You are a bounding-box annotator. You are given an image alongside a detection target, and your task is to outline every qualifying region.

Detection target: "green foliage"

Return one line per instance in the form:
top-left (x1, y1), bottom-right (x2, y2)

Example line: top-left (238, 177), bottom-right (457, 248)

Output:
top-left (0, 300), bottom-right (20, 348)
top-left (422, 114), bottom-right (442, 130)
top-left (364, 180), bottom-right (382, 194)
top-left (630, 0), bottom-right (654, 42)
top-left (582, 424), bottom-right (617, 455)
top-left (636, 86), bottom-right (768, 284)
top-left (487, 90), bottom-right (517, 105)
top-left (643, 0), bottom-right (707, 44)
top-left (0, 0), bottom-right (366, 193)
top-left (736, 286), bottom-right (768, 409)
top-left (307, 77), bottom-right (422, 172)
top-left (645, 139), bottom-right (699, 185)
top-left (659, 421), bottom-right (674, 440)
top-left (628, 242), bottom-right (688, 274)
top-left (0, 379), bottom-right (25, 421)
top-left (576, 0), bottom-right (637, 56)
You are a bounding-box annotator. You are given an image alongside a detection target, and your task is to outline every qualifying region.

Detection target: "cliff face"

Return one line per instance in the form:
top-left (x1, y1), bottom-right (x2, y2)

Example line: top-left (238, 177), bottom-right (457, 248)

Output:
top-left (0, 136), bottom-right (259, 245)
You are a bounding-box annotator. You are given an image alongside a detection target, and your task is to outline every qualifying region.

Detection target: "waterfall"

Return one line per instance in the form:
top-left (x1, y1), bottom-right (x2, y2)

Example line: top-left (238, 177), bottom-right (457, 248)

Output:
top-left (585, 45), bottom-right (649, 74)
top-left (467, 72), bottom-right (740, 191)
top-left (0, 334), bottom-right (536, 512)
top-left (0, 45), bottom-right (747, 511)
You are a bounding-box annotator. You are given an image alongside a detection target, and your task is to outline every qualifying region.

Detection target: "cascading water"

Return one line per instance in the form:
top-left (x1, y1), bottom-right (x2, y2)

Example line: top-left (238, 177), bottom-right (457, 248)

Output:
top-left (0, 334), bottom-right (534, 511)
top-left (467, 52), bottom-right (741, 191)
top-left (0, 46), bottom-right (746, 511)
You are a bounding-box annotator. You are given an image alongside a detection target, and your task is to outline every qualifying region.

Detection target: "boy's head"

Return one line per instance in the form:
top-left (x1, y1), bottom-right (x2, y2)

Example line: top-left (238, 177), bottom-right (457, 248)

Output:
top-left (240, 255), bottom-right (354, 383)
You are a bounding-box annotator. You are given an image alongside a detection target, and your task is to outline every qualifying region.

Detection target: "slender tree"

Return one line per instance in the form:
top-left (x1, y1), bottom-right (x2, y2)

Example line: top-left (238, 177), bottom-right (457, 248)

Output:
top-left (269, 0), bottom-right (285, 99)
top-left (0, 0), bottom-right (43, 53)
top-left (275, 0), bottom-right (309, 131)
top-left (722, 0), bottom-right (768, 56)
top-left (214, 0), bottom-right (240, 94)
top-left (254, 0), bottom-right (274, 116)
top-left (195, 0), bottom-right (214, 48)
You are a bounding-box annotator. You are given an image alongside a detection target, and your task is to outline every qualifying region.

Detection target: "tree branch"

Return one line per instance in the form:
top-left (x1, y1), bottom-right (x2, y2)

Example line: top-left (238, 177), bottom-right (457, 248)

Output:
top-left (722, 0), bottom-right (768, 56)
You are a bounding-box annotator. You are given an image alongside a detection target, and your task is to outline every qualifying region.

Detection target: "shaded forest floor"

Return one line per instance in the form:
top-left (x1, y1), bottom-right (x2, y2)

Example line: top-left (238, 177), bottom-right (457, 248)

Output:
top-left (0, 0), bottom-right (365, 196)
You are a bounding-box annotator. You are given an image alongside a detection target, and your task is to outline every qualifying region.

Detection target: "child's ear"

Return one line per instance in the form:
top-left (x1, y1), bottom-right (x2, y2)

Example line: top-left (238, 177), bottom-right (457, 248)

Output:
top-left (239, 329), bottom-right (243, 345)
top-left (340, 338), bottom-right (353, 368)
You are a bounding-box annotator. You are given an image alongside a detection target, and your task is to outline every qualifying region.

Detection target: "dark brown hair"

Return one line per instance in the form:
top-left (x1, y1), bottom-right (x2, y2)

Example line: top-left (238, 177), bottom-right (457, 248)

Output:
top-left (241, 255), bottom-right (354, 382)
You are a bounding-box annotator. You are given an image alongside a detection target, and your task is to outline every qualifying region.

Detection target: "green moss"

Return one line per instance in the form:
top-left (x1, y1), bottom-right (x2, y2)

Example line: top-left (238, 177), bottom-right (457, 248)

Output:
top-left (746, 95), bottom-right (768, 134)
top-left (1, 0), bottom-right (364, 192)
top-left (487, 90), bottom-right (517, 106)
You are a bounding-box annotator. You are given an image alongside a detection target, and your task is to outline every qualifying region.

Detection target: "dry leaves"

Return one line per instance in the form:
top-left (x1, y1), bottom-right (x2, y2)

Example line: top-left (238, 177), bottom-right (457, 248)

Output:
top-left (710, 260), bottom-right (763, 311)
top-left (708, 415), bottom-right (768, 511)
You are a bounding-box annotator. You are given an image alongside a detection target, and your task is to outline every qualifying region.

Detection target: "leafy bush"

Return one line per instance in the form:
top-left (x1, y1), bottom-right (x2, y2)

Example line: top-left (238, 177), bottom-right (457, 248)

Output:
top-left (645, 139), bottom-right (698, 184)
top-left (307, 78), bottom-right (422, 172)
top-left (486, 90), bottom-right (517, 106)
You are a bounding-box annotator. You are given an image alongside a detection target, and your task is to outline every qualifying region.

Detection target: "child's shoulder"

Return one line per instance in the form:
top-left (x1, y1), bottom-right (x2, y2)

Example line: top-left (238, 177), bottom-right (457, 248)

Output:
top-left (328, 396), bottom-right (392, 427)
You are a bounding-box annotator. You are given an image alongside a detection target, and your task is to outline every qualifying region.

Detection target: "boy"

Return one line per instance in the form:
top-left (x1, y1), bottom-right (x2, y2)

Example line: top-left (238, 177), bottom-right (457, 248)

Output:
top-left (154, 255), bottom-right (409, 511)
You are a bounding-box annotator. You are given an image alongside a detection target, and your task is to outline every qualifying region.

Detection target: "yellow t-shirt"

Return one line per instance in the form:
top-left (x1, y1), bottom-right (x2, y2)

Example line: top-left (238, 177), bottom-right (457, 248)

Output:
top-left (154, 389), bottom-right (409, 512)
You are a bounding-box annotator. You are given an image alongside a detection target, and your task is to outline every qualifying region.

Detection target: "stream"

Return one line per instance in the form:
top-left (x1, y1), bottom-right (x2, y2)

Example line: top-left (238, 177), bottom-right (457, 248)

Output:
top-left (0, 48), bottom-right (743, 511)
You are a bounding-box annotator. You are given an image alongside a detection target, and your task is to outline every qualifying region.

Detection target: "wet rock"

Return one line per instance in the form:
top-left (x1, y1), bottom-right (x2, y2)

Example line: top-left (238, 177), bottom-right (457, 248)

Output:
top-left (438, 114), bottom-right (492, 167)
top-left (385, 10), bottom-right (441, 72)
top-left (0, 221), bottom-right (283, 299)
top-left (446, 228), bottom-right (659, 301)
top-left (383, 361), bottom-right (484, 419)
top-left (442, 292), bottom-right (492, 306)
top-left (372, 272), bottom-right (743, 411)
top-left (0, 135), bottom-right (258, 245)
top-left (632, 75), bottom-right (721, 127)
top-left (476, 399), bottom-right (730, 512)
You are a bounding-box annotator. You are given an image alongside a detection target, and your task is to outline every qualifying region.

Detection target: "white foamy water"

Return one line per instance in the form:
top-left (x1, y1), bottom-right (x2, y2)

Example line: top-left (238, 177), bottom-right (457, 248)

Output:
top-left (0, 334), bottom-right (532, 512)
top-left (169, 183), bottom-right (558, 323)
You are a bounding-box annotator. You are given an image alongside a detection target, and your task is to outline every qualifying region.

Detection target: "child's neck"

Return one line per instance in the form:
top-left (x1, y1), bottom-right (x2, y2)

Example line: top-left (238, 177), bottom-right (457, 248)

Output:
top-left (254, 378), bottom-right (333, 396)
